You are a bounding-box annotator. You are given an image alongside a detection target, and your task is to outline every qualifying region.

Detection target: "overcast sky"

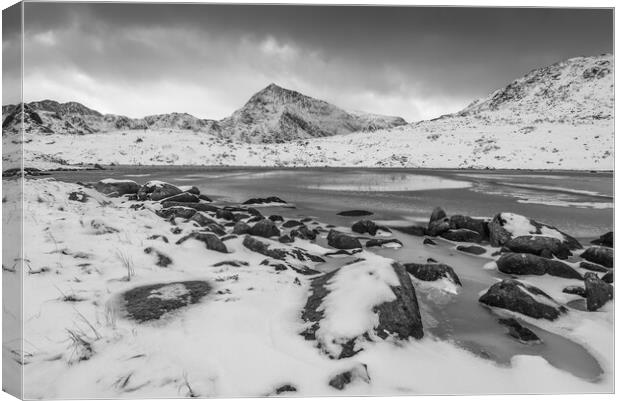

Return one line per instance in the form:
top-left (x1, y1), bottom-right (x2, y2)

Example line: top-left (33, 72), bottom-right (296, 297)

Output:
top-left (2, 3), bottom-right (613, 121)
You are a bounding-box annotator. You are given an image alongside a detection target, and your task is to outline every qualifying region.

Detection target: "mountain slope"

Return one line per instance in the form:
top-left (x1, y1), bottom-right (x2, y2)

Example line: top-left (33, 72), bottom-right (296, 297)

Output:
top-left (217, 83), bottom-right (407, 143)
top-left (453, 53), bottom-right (613, 123)
top-left (2, 85), bottom-right (407, 142)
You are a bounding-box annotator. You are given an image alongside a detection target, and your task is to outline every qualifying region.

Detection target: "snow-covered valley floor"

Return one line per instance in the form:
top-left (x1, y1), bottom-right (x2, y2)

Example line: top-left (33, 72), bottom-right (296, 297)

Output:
top-left (11, 114), bottom-right (613, 171)
top-left (3, 176), bottom-right (613, 398)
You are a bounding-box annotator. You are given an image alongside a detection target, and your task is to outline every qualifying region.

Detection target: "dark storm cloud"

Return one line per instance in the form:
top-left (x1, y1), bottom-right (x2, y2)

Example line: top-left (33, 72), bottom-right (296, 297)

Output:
top-left (4, 3), bottom-right (613, 121)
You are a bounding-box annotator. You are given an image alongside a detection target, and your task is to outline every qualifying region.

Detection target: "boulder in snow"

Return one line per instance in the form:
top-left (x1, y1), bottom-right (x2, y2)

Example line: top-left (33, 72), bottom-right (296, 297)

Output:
top-left (479, 279), bottom-right (567, 320)
top-left (496, 253), bottom-right (582, 279)
top-left (248, 219), bottom-right (281, 238)
top-left (488, 212), bottom-right (581, 250)
top-left (591, 231), bottom-right (613, 248)
top-left (580, 246), bottom-right (613, 268)
top-left (327, 230), bottom-right (362, 250)
top-left (584, 272), bottom-right (613, 311)
top-left (403, 263), bottom-right (462, 286)
top-left (301, 257), bottom-right (423, 359)
top-left (94, 179), bottom-right (140, 196)
top-left (502, 235), bottom-right (572, 259)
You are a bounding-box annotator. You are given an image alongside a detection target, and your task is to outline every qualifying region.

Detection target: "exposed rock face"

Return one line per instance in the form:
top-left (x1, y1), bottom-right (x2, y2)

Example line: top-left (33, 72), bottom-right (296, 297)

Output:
top-left (427, 207), bottom-right (450, 236)
top-left (498, 318), bottom-right (541, 344)
top-left (496, 253), bottom-right (582, 279)
top-left (327, 230), bottom-right (362, 249)
top-left (591, 231), bottom-right (613, 248)
top-left (440, 229), bottom-right (483, 243)
top-left (584, 272), bottom-right (613, 311)
top-left (449, 215), bottom-right (489, 239)
top-left (488, 212), bottom-right (581, 250)
top-left (456, 245), bottom-right (486, 255)
top-left (282, 220), bottom-right (303, 228)
top-left (242, 196), bottom-right (287, 205)
top-left (502, 235), bottom-right (572, 259)
top-left (122, 281), bottom-right (210, 322)
top-left (290, 225), bottom-right (317, 240)
top-left (157, 206), bottom-right (197, 220)
top-left (160, 192), bottom-right (200, 203)
top-left (248, 219), bottom-right (281, 238)
top-left (232, 221), bottom-right (251, 235)
top-left (351, 220), bottom-right (389, 236)
top-left (138, 182), bottom-right (184, 201)
top-left (579, 261), bottom-right (609, 273)
top-left (160, 201), bottom-right (219, 213)
top-left (94, 179), bottom-right (140, 196)
top-left (301, 261), bottom-right (423, 359)
top-left (581, 246), bottom-right (613, 268)
top-left (479, 279), bottom-right (567, 320)
top-left (563, 286), bottom-right (586, 297)
top-left (328, 364), bottom-right (371, 390)
top-left (365, 238), bottom-right (403, 248)
top-left (242, 235), bottom-right (324, 268)
top-left (189, 212), bottom-right (217, 227)
top-left (403, 263), bottom-right (462, 286)
top-left (176, 232), bottom-right (228, 253)
top-left (144, 247), bottom-right (173, 268)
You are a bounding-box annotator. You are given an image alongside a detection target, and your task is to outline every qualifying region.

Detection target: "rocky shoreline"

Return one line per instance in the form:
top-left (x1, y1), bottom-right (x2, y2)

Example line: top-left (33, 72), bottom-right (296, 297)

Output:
top-left (10, 175), bottom-right (614, 397)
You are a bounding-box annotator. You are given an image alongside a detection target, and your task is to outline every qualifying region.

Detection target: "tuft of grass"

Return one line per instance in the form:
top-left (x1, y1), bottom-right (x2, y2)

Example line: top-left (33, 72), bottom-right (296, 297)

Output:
top-left (66, 329), bottom-right (94, 364)
top-left (115, 250), bottom-right (135, 281)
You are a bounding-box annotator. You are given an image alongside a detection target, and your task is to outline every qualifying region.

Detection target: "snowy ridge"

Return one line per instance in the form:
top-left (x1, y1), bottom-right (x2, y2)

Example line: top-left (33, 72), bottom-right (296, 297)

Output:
top-left (1, 84), bottom-right (407, 142)
top-left (457, 54), bottom-right (613, 123)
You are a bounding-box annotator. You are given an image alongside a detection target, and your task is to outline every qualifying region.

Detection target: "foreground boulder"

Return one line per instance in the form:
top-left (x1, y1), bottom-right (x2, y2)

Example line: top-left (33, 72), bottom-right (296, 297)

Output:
top-left (94, 179), bottom-right (140, 196)
top-left (248, 219), bottom-right (281, 238)
top-left (456, 245), bottom-right (486, 255)
top-left (449, 215), bottom-right (489, 239)
top-left (502, 235), bottom-right (572, 259)
top-left (328, 364), bottom-right (371, 390)
top-left (488, 212), bottom-right (581, 250)
top-left (301, 258), bottom-right (423, 359)
top-left (160, 192), bottom-right (200, 203)
top-left (242, 196), bottom-right (287, 205)
top-left (242, 235), bottom-right (324, 273)
top-left (426, 207), bottom-right (450, 236)
top-left (479, 279), bottom-right (567, 320)
top-left (591, 231), bottom-right (613, 248)
top-left (403, 263), bottom-right (462, 286)
top-left (156, 206), bottom-right (197, 220)
top-left (176, 232), bottom-right (228, 253)
top-left (365, 238), bottom-right (403, 248)
top-left (327, 230), bottom-right (362, 249)
top-left (160, 201), bottom-right (219, 213)
top-left (137, 181), bottom-right (183, 201)
top-left (584, 272), bottom-right (613, 311)
top-left (580, 246), bottom-right (613, 268)
top-left (496, 253), bottom-right (582, 279)
top-left (351, 220), bottom-right (389, 236)
top-left (440, 229), bottom-right (483, 243)
top-left (122, 281), bottom-right (210, 322)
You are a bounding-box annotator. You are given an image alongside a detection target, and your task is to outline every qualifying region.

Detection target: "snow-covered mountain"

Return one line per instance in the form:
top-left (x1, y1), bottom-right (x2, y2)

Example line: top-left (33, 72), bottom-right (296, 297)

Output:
top-left (450, 53), bottom-right (613, 123)
top-left (1, 100), bottom-right (219, 135)
top-left (2, 84), bottom-right (407, 142)
top-left (216, 83), bottom-right (407, 143)
top-left (4, 54), bottom-right (614, 170)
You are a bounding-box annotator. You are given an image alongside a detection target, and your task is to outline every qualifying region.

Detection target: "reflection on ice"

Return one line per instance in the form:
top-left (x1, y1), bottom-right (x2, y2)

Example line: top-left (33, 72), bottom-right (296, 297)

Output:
top-left (307, 173), bottom-right (472, 192)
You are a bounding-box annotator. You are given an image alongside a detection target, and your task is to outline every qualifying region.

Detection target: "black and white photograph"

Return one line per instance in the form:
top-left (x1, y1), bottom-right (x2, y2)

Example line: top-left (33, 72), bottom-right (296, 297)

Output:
top-left (1, 1), bottom-right (615, 398)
